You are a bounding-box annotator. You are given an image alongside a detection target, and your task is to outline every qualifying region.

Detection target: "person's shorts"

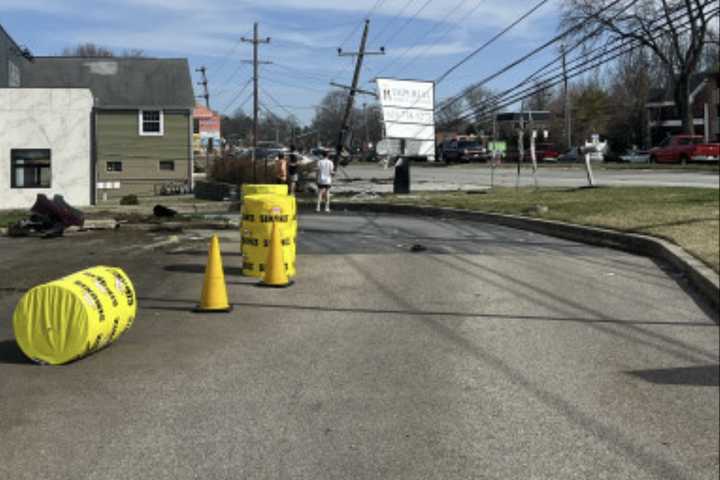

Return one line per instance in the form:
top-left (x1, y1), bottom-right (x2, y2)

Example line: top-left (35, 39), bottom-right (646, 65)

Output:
top-left (317, 184), bottom-right (332, 190)
top-left (289, 174), bottom-right (299, 182)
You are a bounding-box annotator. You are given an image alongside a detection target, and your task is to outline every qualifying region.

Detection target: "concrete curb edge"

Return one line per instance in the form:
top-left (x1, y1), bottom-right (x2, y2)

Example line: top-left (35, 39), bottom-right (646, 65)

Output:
top-left (319, 201), bottom-right (720, 311)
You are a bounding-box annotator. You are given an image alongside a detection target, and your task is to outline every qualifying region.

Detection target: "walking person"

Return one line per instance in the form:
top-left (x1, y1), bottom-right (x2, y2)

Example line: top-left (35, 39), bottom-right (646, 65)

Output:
top-left (288, 146), bottom-right (300, 195)
top-left (275, 152), bottom-right (287, 185)
top-left (316, 151), bottom-right (334, 213)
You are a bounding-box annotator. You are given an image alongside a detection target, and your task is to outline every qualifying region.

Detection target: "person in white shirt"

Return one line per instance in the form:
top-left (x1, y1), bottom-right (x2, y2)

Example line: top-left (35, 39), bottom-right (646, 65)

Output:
top-left (316, 151), bottom-right (335, 212)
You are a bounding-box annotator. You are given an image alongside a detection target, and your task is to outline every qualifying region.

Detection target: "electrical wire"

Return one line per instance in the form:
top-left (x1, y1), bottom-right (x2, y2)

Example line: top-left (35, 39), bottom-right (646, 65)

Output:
top-left (437, 0), bottom-right (637, 115)
top-left (458, 8), bottom-right (718, 124)
top-left (375, 0), bottom-right (488, 79)
top-left (455, 0), bottom-right (713, 120)
top-left (220, 78), bottom-right (253, 113)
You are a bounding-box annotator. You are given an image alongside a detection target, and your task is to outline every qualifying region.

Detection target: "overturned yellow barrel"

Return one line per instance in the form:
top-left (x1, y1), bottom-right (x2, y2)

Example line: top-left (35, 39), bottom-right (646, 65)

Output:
top-left (241, 194), bottom-right (297, 278)
top-left (241, 184), bottom-right (288, 199)
top-left (12, 266), bottom-right (137, 365)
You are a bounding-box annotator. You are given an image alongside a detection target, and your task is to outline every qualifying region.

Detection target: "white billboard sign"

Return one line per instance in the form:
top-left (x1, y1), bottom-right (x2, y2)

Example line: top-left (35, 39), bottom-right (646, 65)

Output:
top-left (377, 78), bottom-right (435, 157)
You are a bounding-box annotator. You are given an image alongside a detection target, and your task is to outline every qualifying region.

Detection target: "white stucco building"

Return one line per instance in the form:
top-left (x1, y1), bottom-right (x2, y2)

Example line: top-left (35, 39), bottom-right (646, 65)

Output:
top-left (0, 88), bottom-right (94, 209)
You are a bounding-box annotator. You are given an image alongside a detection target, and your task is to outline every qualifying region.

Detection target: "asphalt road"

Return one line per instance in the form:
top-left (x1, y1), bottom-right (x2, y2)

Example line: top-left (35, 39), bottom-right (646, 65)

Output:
top-left (1, 213), bottom-right (718, 479)
top-left (333, 163), bottom-right (719, 192)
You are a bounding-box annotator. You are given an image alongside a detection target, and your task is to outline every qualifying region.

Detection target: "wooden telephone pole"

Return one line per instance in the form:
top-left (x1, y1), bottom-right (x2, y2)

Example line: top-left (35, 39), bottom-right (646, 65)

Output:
top-left (333, 19), bottom-right (384, 165)
top-left (195, 66), bottom-right (210, 108)
top-left (242, 23), bottom-right (271, 181)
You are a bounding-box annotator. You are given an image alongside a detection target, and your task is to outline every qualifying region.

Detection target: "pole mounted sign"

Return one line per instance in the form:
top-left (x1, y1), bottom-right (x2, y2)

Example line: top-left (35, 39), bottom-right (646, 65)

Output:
top-left (376, 78), bottom-right (435, 158)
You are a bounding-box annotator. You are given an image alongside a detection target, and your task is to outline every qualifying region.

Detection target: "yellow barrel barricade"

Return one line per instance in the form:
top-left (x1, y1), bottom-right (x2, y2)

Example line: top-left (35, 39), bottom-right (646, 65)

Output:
top-left (241, 184), bottom-right (288, 199)
top-left (12, 266), bottom-right (137, 365)
top-left (241, 194), bottom-right (297, 278)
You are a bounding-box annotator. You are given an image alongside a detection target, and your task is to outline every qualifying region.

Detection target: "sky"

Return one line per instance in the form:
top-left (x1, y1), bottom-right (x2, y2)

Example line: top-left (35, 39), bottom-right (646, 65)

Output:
top-left (1, 0), bottom-right (565, 125)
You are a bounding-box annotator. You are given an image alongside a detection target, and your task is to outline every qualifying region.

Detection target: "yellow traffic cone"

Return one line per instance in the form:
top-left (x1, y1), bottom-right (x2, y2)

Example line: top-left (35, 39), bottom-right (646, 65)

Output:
top-left (195, 234), bottom-right (233, 312)
top-left (261, 222), bottom-right (292, 288)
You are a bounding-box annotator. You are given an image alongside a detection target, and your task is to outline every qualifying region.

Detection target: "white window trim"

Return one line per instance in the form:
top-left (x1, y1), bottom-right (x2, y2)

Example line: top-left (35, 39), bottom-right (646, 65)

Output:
top-left (138, 109), bottom-right (164, 136)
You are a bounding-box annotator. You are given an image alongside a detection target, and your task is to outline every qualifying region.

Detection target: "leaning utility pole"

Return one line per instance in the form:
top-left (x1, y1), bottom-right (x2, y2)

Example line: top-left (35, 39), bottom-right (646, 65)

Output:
top-left (195, 66), bottom-right (210, 108)
top-left (242, 23), bottom-right (271, 181)
top-left (560, 43), bottom-right (571, 149)
top-left (334, 19), bottom-right (384, 165)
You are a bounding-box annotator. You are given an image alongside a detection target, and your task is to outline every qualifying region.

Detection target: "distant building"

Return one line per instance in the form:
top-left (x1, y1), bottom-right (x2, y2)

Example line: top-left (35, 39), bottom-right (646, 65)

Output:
top-left (192, 105), bottom-right (222, 173)
top-left (646, 72), bottom-right (720, 145)
top-left (0, 24), bottom-right (31, 87)
top-left (21, 57), bottom-right (196, 199)
top-left (0, 89), bottom-right (94, 209)
top-left (193, 105), bottom-right (222, 155)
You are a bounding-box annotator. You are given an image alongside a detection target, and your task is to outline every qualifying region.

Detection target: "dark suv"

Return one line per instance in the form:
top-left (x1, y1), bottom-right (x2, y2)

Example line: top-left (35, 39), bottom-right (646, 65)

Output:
top-left (440, 140), bottom-right (486, 163)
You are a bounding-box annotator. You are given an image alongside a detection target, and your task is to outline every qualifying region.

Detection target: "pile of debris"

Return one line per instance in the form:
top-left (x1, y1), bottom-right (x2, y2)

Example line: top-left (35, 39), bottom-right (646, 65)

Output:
top-left (7, 194), bottom-right (84, 238)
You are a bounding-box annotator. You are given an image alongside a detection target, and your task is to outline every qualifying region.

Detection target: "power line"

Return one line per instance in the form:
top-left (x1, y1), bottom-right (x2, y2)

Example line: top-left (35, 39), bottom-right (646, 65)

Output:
top-left (457, 8), bottom-right (717, 124)
top-left (376, 0), bottom-right (487, 79)
top-left (331, 0), bottom-right (393, 82)
top-left (261, 87), bottom-right (296, 118)
top-left (437, 0), bottom-right (634, 114)
top-left (264, 76), bottom-right (331, 94)
top-left (436, 0), bottom-right (551, 84)
top-left (457, 0), bottom-right (711, 120)
top-left (371, 0), bottom-right (419, 45)
top-left (380, 0), bottom-right (435, 51)
top-left (220, 78), bottom-right (253, 113)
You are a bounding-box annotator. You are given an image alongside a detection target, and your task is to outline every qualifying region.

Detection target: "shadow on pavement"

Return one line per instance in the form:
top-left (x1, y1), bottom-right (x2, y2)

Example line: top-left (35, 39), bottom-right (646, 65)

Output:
top-left (626, 365), bottom-right (719, 386)
top-left (136, 297), bottom-right (716, 327)
top-left (0, 339), bottom-right (33, 365)
top-left (166, 250), bottom-right (243, 257)
top-left (164, 264), bottom-right (245, 276)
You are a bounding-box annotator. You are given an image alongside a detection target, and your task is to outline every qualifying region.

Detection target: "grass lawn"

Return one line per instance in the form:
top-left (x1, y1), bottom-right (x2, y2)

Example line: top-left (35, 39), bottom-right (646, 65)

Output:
top-left (382, 186), bottom-right (720, 272)
top-left (0, 210), bottom-right (27, 227)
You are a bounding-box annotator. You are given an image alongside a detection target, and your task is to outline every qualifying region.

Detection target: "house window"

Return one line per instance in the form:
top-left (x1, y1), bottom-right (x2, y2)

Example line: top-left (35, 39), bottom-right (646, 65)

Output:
top-left (139, 110), bottom-right (164, 136)
top-left (106, 161), bottom-right (123, 172)
top-left (159, 160), bottom-right (175, 171)
top-left (8, 61), bottom-right (21, 87)
top-left (193, 118), bottom-right (200, 134)
top-left (11, 149), bottom-right (51, 188)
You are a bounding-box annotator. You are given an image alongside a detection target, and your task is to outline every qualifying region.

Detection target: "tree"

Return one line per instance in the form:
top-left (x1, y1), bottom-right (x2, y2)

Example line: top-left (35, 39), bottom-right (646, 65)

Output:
top-left (605, 49), bottom-right (654, 151)
top-left (61, 43), bottom-right (145, 57)
top-left (311, 90), bottom-right (359, 147)
top-left (561, 0), bottom-right (714, 134)
top-left (570, 79), bottom-right (612, 143)
top-left (523, 79), bottom-right (556, 111)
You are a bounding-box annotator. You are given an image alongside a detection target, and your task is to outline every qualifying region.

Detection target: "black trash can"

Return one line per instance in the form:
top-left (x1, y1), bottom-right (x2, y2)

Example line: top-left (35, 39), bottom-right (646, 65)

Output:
top-left (393, 157), bottom-right (410, 194)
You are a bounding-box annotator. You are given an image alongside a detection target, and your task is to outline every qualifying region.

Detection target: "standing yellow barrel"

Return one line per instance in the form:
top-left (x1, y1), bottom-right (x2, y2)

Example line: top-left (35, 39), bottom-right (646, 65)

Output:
top-left (12, 266), bottom-right (137, 365)
top-left (241, 184), bottom-right (288, 199)
top-left (241, 194), bottom-right (297, 278)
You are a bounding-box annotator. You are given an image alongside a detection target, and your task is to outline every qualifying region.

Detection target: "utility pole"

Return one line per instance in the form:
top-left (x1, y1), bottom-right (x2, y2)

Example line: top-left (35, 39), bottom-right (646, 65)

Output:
top-left (242, 23), bottom-right (271, 182)
top-left (560, 43), bottom-right (571, 149)
top-left (363, 102), bottom-right (370, 152)
top-left (196, 66), bottom-right (210, 108)
top-left (334, 19), bottom-right (385, 165)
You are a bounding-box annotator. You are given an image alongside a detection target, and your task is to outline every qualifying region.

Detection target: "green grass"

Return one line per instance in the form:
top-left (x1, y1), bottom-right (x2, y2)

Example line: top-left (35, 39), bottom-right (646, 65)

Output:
top-left (381, 187), bottom-right (720, 272)
top-left (0, 210), bottom-right (27, 227)
top-left (419, 162), bottom-right (720, 172)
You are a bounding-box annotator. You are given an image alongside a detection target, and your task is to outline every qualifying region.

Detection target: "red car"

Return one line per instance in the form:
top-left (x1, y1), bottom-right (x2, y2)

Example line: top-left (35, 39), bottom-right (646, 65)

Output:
top-left (649, 135), bottom-right (720, 164)
top-left (536, 143), bottom-right (560, 162)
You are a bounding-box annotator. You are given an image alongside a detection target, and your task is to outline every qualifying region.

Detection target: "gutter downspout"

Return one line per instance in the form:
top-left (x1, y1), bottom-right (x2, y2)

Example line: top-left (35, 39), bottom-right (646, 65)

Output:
top-left (90, 105), bottom-right (97, 205)
top-left (188, 110), bottom-right (194, 192)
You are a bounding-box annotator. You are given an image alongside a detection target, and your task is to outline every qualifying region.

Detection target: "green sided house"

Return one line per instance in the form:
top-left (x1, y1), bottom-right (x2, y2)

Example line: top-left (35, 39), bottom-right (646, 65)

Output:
top-left (22, 57), bottom-right (195, 199)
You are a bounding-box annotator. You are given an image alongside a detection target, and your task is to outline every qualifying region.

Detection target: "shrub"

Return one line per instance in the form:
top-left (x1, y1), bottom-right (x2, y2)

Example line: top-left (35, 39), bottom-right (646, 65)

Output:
top-left (210, 152), bottom-right (274, 185)
top-left (119, 194), bottom-right (139, 205)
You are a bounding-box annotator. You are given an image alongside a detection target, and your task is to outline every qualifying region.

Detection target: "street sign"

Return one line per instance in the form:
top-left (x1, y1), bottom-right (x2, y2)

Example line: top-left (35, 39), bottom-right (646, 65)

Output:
top-left (376, 78), bottom-right (435, 157)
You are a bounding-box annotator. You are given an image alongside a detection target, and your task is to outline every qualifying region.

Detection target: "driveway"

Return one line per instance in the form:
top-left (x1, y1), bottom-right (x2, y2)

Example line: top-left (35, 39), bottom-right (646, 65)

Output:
top-left (1, 213), bottom-right (717, 479)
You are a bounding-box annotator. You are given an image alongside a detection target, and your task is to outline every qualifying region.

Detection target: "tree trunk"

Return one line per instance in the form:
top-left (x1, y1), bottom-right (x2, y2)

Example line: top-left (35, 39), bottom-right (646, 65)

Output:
top-left (674, 75), bottom-right (693, 134)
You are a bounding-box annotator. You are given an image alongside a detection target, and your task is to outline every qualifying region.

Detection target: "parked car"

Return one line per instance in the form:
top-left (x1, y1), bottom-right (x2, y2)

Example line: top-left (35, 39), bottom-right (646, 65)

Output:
top-left (558, 147), bottom-right (604, 163)
top-left (648, 135), bottom-right (720, 164)
top-left (535, 143), bottom-right (560, 162)
top-left (440, 139), bottom-right (486, 163)
top-left (619, 148), bottom-right (650, 163)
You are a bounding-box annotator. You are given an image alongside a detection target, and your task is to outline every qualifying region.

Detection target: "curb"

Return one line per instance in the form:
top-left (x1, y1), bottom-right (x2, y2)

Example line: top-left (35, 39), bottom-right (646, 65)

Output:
top-left (310, 201), bottom-right (720, 312)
